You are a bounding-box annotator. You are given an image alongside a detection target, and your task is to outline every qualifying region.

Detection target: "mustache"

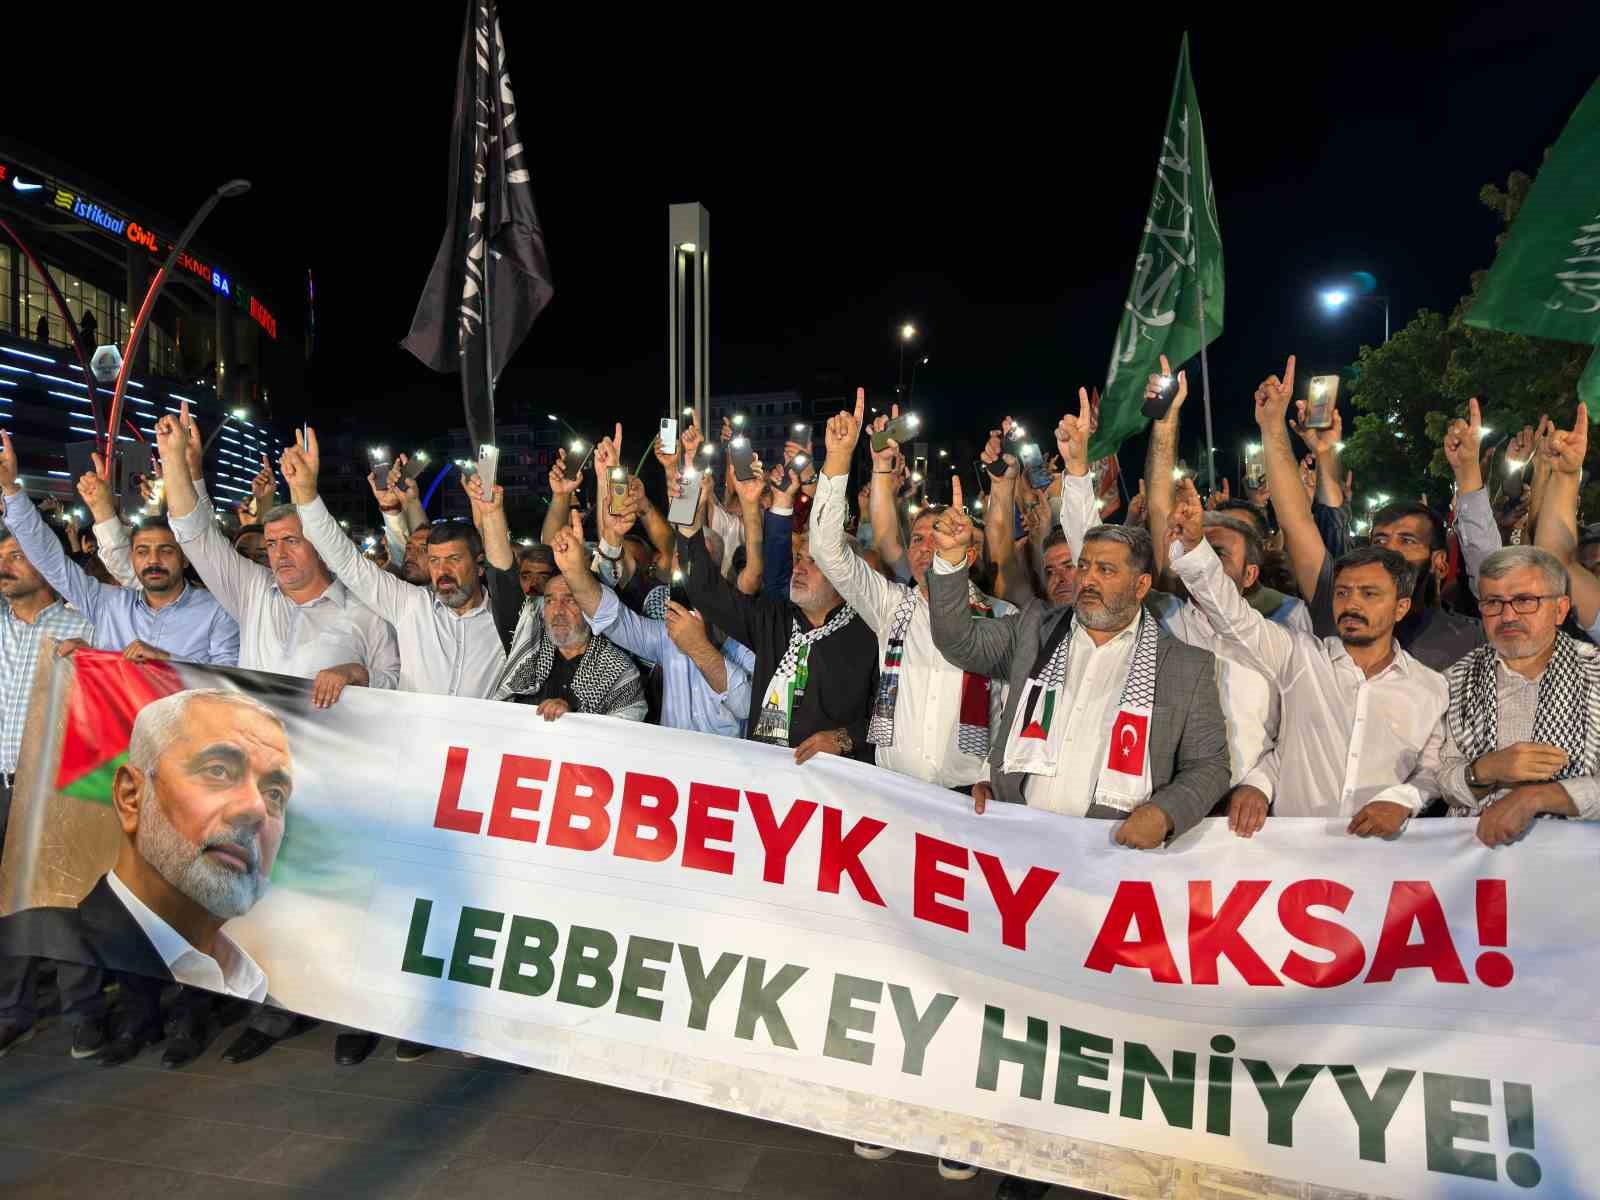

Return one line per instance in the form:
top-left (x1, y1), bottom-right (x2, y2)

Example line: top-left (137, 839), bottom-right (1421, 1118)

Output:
top-left (1335, 612), bottom-right (1368, 624)
top-left (202, 823), bottom-right (262, 873)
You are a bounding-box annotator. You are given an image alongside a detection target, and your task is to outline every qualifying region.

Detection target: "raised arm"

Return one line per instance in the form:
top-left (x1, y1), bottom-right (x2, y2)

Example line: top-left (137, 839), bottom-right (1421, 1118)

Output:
top-left (867, 406), bottom-right (906, 571)
top-left (1139, 357), bottom-right (1187, 575)
top-left (1255, 356), bottom-right (1326, 601)
top-left (0, 432), bottom-right (107, 624)
top-left (926, 478), bottom-right (1021, 679)
top-left (732, 455), bottom-right (767, 597)
top-left (1534, 404), bottom-right (1600, 627)
top-left (464, 473), bottom-right (512, 570)
top-left (542, 447), bottom-right (585, 545)
top-left (813, 390), bottom-right (898, 628)
top-left (78, 461), bottom-right (136, 589)
top-left (282, 428), bottom-right (416, 625)
top-left (1053, 387), bottom-right (1101, 559)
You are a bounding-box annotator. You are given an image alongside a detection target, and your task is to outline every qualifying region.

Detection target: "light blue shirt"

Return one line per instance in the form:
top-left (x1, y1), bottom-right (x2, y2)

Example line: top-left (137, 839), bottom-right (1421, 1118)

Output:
top-left (1, 598), bottom-right (93, 776)
top-left (2, 492), bottom-right (239, 667)
top-left (587, 586), bottom-right (753, 738)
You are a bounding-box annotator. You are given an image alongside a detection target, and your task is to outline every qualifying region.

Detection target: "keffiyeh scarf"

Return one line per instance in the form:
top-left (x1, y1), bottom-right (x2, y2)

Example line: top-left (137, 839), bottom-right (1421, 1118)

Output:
top-left (1445, 632), bottom-right (1600, 781)
top-left (867, 584), bottom-right (996, 755)
top-left (1001, 610), bottom-right (1159, 812)
top-left (495, 599), bottom-right (643, 716)
top-left (752, 604), bottom-right (856, 745)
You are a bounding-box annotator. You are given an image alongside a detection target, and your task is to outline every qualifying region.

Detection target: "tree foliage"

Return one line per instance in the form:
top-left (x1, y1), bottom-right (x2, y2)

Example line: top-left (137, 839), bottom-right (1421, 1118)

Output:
top-left (1342, 166), bottom-right (1593, 510)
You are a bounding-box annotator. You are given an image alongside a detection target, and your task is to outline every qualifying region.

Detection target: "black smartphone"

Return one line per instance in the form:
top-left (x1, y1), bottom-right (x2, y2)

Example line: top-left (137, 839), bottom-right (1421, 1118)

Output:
top-left (870, 412), bottom-right (921, 451)
top-left (790, 421), bottom-right (813, 448)
top-left (1142, 373), bottom-right (1178, 421)
top-left (669, 570), bottom-right (692, 609)
top-left (1016, 441), bottom-right (1052, 489)
top-left (368, 455), bottom-right (394, 488)
top-left (562, 440), bottom-right (592, 481)
top-left (730, 437), bottom-right (756, 482)
top-left (403, 452), bottom-right (430, 480)
top-left (784, 451), bottom-right (811, 482)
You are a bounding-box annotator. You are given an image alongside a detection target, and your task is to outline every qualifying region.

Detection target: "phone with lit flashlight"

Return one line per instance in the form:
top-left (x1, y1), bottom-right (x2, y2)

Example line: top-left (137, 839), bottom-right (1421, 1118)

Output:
top-left (659, 418), bottom-right (678, 456)
top-left (669, 570), bottom-right (692, 609)
top-left (972, 459), bottom-right (996, 494)
top-left (730, 438), bottom-right (756, 482)
top-left (402, 451), bottom-right (430, 480)
top-left (608, 468), bottom-right (631, 515)
top-left (870, 412), bottom-right (921, 452)
top-left (367, 452), bottom-right (394, 488)
top-left (1304, 376), bottom-right (1340, 429)
top-left (1243, 444), bottom-right (1266, 489)
top-left (476, 445), bottom-right (500, 493)
top-left (667, 469), bottom-right (701, 526)
top-left (784, 452), bottom-right (811, 484)
top-left (1016, 441), bottom-right (1052, 489)
top-left (790, 421), bottom-right (813, 449)
top-left (1142, 374), bottom-right (1179, 421)
top-left (730, 413), bottom-right (748, 433)
top-left (561, 439), bottom-right (592, 480)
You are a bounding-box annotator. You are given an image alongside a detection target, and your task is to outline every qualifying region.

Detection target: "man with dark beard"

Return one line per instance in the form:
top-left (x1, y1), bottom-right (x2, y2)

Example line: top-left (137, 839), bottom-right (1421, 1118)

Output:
top-left (0, 690), bottom-right (289, 1059)
top-left (0, 434), bottom-right (239, 666)
top-left (1170, 478), bottom-right (1448, 831)
top-left (1251, 356), bottom-right (1481, 671)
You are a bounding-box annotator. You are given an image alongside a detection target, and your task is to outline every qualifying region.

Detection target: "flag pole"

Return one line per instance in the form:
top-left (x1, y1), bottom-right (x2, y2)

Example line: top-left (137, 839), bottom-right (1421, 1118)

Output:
top-left (480, 1), bottom-right (498, 450)
top-left (1196, 287), bottom-right (1217, 494)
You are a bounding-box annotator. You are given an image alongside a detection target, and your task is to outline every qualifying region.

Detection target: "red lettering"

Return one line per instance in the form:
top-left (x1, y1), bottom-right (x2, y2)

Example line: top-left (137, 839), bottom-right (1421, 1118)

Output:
top-left (487, 754), bottom-right (550, 843)
top-left (1188, 880), bottom-right (1280, 986)
top-left (745, 791), bottom-right (816, 884)
top-left (913, 834), bottom-right (968, 933)
top-left (1365, 881), bottom-right (1468, 984)
top-left (1278, 879), bottom-right (1366, 987)
top-left (432, 746), bottom-right (482, 834)
top-left (614, 772), bottom-right (679, 863)
top-left (546, 762), bottom-right (613, 852)
top-left (683, 782), bottom-right (739, 875)
top-left (817, 807), bottom-right (886, 907)
top-left (974, 852), bottom-right (1058, 952)
top-left (1083, 880), bottom-right (1182, 983)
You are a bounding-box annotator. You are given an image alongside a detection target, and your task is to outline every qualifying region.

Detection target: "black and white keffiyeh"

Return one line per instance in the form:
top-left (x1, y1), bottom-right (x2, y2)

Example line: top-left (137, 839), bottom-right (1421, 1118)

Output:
top-left (751, 604), bottom-right (856, 745)
top-left (495, 599), bottom-right (643, 715)
top-left (1445, 632), bottom-right (1600, 780)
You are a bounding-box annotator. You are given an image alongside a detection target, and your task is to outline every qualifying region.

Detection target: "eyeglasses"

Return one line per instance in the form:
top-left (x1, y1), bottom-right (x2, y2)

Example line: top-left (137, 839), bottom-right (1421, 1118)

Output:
top-left (1478, 594), bottom-right (1560, 616)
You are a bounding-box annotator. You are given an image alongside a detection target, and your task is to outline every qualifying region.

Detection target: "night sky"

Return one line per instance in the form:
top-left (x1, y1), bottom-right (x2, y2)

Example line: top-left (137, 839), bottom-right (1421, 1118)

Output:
top-left (20, 3), bottom-right (1600, 486)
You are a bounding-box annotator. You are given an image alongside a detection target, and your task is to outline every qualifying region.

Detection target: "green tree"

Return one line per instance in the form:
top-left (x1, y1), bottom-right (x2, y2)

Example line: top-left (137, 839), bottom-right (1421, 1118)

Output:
top-left (1341, 167), bottom-right (1593, 511)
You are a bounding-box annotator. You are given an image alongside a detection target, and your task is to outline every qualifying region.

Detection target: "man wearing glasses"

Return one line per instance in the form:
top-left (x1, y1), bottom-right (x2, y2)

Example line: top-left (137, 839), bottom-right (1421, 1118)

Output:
top-left (1438, 546), bottom-right (1600, 846)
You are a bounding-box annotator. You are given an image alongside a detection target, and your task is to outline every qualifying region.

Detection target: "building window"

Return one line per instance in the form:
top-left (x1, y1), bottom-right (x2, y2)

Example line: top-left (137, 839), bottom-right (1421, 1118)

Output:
top-left (0, 246), bottom-right (11, 336)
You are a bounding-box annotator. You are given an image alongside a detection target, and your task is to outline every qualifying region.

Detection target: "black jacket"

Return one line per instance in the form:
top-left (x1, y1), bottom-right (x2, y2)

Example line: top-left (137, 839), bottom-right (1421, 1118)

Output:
top-left (678, 528), bottom-right (877, 758)
top-left (0, 874), bottom-right (170, 983)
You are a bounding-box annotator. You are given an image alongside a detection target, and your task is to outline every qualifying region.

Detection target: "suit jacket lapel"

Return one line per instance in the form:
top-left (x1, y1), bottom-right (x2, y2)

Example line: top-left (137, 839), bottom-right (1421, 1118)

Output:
top-left (77, 875), bottom-right (173, 982)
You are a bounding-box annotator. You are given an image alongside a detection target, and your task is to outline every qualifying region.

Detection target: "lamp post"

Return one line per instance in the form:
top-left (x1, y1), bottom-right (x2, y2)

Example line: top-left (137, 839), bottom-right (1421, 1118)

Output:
top-left (1320, 287), bottom-right (1390, 344)
top-left (897, 322), bottom-right (917, 404)
top-left (909, 355), bottom-right (929, 406)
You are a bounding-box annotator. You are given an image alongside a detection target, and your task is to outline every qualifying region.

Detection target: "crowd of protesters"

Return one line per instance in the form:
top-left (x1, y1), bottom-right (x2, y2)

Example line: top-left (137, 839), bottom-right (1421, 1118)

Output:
top-left (3, 355), bottom-right (1598, 1200)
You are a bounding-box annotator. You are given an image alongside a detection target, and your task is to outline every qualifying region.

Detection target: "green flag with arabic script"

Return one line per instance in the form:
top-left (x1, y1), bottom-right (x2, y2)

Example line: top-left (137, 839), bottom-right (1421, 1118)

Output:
top-left (1465, 75), bottom-right (1600, 416)
top-left (1092, 33), bottom-right (1224, 460)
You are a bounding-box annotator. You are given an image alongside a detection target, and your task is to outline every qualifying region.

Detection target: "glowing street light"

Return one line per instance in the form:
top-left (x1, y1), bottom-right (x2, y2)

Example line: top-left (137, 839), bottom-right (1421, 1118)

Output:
top-left (900, 323), bottom-right (917, 341)
top-left (1318, 281), bottom-right (1390, 343)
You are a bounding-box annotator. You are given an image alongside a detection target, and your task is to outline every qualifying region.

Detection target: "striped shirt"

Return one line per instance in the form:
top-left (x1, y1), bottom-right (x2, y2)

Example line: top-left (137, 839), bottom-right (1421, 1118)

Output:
top-left (1, 598), bottom-right (93, 776)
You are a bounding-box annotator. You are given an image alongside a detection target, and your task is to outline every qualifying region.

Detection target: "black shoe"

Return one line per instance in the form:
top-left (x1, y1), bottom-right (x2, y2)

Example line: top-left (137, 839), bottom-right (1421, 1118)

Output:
top-left (69, 1019), bottom-right (109, 1060)
top-left (334, 1032), bottom-right (378, 1066)
top-left (99, 1030), bottom-right (159, 1068)
top-left (995, 1177), bottom-right (1051, 1200)
top-left (939, 1159), bottom-right (977, 1181)
top-left (220, 1029), bottom-right (279, 1065)
top-left (0, 1020), bottom-right (36, 1058)
top-left (394, 1041), bottom-right (433, 1063)
top-left (160, 1030), bottom-right (204, 1070)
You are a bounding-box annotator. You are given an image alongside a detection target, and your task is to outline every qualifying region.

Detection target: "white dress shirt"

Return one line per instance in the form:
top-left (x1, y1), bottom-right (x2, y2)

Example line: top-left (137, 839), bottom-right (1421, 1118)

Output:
top-left (1022, 620), bottom-right (1140, 816)
top-left (106, 871), bottom-right (267, 1001)
top-left (1437, 649), bottom-right (1600, 819)
top-left (810, 472), bottom-right (1012, 788)
top-left (134, 492), bottom-right (401, 686)
top-left (1172, 536), bottom-right (1448, 818)
top-left (1453, 487), bottom-right (1502, 598)
top-left (297, 496), bottom-right (506, 697)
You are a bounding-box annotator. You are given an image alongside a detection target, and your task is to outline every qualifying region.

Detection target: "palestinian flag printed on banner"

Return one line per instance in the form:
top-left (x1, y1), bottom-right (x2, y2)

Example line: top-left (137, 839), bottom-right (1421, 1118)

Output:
top-left (56, 652), bottom-right (185, 804)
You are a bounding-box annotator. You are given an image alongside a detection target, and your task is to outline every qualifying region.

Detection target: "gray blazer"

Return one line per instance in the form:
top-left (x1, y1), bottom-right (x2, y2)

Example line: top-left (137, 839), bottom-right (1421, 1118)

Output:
top-left (928, 563), bottom-right (1230, 838)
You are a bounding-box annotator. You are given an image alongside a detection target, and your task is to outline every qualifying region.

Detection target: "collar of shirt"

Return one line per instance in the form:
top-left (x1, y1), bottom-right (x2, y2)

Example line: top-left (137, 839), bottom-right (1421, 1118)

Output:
top-left (1326, 639), bottom-right (1412, 682)
top-left (270, 576), bottom-right (349, 610)
top-left (430, 588), bottom-right (490, 619)
top-left (1072, 618), bottom-right (1138, 656)
top-left (106, 870), bottom-right (267, 1001)
top-left (133, 581), bottom-right (191, 613)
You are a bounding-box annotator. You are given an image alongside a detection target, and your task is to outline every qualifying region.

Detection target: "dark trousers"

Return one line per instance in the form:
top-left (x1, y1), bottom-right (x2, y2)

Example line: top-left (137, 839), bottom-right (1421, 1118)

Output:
top-left (0, 775), bottom-right (108, 1028)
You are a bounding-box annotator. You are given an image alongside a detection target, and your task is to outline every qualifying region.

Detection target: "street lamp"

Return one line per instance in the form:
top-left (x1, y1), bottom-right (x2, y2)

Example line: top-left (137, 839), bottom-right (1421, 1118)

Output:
top-left (1319, 285), bottom-right (1390, 344)
top-left (897, 322), bottom-right (918, 403)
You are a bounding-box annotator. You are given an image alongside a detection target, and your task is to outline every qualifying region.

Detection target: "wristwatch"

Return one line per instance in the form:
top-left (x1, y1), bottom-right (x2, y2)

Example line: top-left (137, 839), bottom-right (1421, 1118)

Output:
top-left (1466, 758), bottom-right (1489, 789)
top-left (834, 729), bottom-right (854, 755)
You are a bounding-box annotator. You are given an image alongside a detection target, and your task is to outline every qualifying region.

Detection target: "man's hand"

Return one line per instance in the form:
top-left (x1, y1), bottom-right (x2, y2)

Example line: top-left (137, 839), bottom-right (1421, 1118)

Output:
top-left (593, 422), bottom-right (623, 476)
top-left (549, 449), bottom-right (585, 497)
top-left (1291, 399), bottom-right (1344, 459)
top-left (123, 640), bottom-right (171, 663)
top-left (181, 407), bottom-right (204, 480)
top-left (972, 781), bottom-right (994, 815)
top-left (464, 472), bottom-right (505, 515)
top-left (311, 663), bottom-right (368, 709)
top-left (280, 427), bottom-right (321, 504)
top-left (1544, 402), bottom-right (1589, 476)
top-left (538, 698), bottom-right (571, 722)
top-left (1347, 800), bottom-right (1409, 838)
top-left (1505, 425), bottom-right (1535, 468)
top-left (368, 459), bottom-right (405, 511)
top-left (770, 463), bottom-right (802, 507)
top-left (868, 404), bottom-right (901, 471)
top-left (2, 430), bottom-right (28, 495)
top-left (76, 465), bottom-right (115, 522)
top-left (1475, 786), bottom-right (1547, 848)
top-left (251, 453), bottom-right (277, 514)
top-left (932, 477), bottom-right (975, 563)
top-left (1126, 478), bottom-right (1148, 527)
top-left (732, 454), bottom-right (767, 508)
top-left (551, 509), bottom-right (588, 576)
top-left (1227, 786), bottom-right (1269, 838)
top-left (823, 389), bottom-right (866, 475)
top-left (1440, 398), bottom-right (1484, 490)
top-left (679, 412), bottom-right (704, 462)
top-left (1114, 803), bottom-right (1172, 849)
top-left (793, 728), bottom-right (851, 765)
top-left (1055, 387), bottom-right (1094, 477)
top-left (1472, 742), bottom-right (1570, 785)
top-left (1253, 355), bottom-right (1296, 430)
top-left (54, 638), bottom-right (89, 658)
top-left (1169, 477), bottom-right (1205, 552)
top-left (1144, 353), bottom-right (1188, 427)
top-left (154, 411), bottom-right (188, 479)
top-left (664, 601), bottom-right (713, 655)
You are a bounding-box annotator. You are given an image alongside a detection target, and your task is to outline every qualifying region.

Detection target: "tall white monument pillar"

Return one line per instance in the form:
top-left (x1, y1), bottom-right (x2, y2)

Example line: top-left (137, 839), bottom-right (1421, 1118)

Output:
top-left (668, 203), bottom-right (710, 434)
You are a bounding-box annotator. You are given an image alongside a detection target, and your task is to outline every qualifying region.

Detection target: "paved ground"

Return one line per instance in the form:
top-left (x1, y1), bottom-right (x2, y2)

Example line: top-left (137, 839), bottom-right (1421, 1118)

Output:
top-left (0, 1012), bottom-right (1014, 1199)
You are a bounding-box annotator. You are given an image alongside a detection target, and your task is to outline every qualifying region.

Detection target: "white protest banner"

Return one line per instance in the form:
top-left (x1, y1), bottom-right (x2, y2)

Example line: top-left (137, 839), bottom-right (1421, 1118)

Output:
top-left (2, 650), bottom-right (1593, 1198)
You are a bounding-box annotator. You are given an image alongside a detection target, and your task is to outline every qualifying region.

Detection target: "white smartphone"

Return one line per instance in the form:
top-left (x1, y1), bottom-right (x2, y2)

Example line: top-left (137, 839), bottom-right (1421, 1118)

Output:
top-left (659, 417), bottom-right (678, 456)
top-left (476, 444), bottom-right (500, 493)
top-left (667, 468), bottom-right (701, 525)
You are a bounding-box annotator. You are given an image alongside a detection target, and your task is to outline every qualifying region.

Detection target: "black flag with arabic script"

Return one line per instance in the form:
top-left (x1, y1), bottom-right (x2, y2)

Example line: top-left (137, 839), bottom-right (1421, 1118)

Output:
top-left (401, 0), bottom-right (553, 450)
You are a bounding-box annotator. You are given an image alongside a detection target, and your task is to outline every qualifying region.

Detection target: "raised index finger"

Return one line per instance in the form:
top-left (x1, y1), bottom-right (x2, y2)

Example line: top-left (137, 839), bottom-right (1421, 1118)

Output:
top-left (951, 475), bottom-right (964, 511)
top-left (1282, 355), bottom-right (1296, 396)
top-left (853, 387), bottom-right (864, 425)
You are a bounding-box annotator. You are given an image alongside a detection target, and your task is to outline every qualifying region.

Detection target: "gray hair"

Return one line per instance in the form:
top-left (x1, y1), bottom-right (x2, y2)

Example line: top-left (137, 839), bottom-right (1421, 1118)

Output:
top-left (1081, 524), bottom-right (1155, 577)
top-left (259, 503), bottom-right (299, 528)
top-left (1479, 545), bottom-right (1568, 597)
top-left (128, 689), bottom-right (287, 778)
top-left (1203, 513), bottom-right (1265, 568)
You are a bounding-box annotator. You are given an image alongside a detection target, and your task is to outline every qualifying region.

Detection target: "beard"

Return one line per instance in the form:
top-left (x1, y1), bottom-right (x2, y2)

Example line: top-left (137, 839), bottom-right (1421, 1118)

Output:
top-left (434, 577), bottom-right (474, 609)
top-left (789, 575), bottom-right (835, 611)
top-left (135, 780), bottom-right (268, 920)
top-left (545, 616), bottom-right (589, 650)
top-left (1491, 625), bottom-right (1550, 660)
top-left (1074, 589), bottom-right (1138, 631)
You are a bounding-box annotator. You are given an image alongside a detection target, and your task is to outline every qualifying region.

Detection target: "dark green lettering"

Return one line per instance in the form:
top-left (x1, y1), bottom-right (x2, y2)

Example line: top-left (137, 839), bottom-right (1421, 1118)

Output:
top-left (679, 946), bottom-right (742, 1031)
top-left (976, 1005), bottom-right (1046, 1100)
top-left (1242, 1059), bottom-right (1324, 1147)
top-left (400, 898), bottom-right (444, 979)
top-left (822, 974), bottom-right (881, 1065)
top-left (1054, 1026), bottom-right (1112, 1113)
top-left (447, 906), bottom-right (505, 988)
top-left (499, 915), bottom-right (559, 997)
top-left (735, 958), bottom-right (807, 1049)
top-left (888, 986), bottom-right (956, 1077)
top-left (1119, 1042), bottom-right (1196, 1129)
top-left (557, 924), bottom-right (618, 1008)
top-left (616, 936), bottom-right (674, 1021)
top-left (1422, 1072), bottom-right (1496, 1181)
top-left (1330, 1065), bottom-right (1415, 1163)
